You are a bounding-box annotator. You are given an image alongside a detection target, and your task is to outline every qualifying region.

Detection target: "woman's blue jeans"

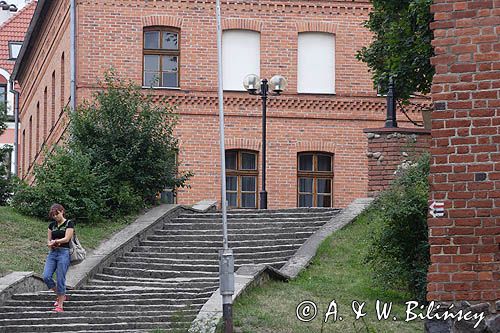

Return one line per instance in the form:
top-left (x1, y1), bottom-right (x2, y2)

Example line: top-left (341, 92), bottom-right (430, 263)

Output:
top-left (42, 247), bottom-right (70, 295)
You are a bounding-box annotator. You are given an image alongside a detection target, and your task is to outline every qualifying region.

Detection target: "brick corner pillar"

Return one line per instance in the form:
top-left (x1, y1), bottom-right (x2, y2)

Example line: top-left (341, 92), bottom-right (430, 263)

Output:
top-left (363, 127), bottom-right (431, 197)
top-left (426, 0), bottom-right (500, 332)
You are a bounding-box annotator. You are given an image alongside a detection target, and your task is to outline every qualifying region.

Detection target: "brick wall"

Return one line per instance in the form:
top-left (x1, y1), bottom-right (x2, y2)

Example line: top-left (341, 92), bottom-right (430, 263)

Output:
top-left (16, 0), bottom-right (427, 208)
top-left (364, 128), bottom-right (431, 196)
top-left (427, 0), bottom-right (500, 303)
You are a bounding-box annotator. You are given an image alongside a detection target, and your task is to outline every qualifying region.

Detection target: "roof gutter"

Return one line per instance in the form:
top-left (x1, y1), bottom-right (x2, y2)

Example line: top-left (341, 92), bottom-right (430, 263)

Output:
top-left (11, 0), bottom-right (47, 82)
top-left (70, 0), bottom-right (76, 112)
top-left (8, 79), bottom-right (19, 176)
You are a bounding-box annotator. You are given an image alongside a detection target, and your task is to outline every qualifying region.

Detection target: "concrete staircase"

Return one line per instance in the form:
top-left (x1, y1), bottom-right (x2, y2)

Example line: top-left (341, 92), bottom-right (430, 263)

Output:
top-left (0, 208), bottom-right (340, 332)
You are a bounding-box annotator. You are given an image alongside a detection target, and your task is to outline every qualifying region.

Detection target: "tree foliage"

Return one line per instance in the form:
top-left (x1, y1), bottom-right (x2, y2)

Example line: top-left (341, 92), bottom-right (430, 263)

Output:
top-left (0, 105), bottom-right (13, 205)
top-left (12, 70), bottom-right (191, 222)
top-left (356, 0), bottom-right (434, 100)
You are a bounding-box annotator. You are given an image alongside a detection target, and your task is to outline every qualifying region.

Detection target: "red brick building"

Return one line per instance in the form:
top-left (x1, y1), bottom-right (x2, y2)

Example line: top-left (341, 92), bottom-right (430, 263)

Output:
top-left (428, 0), bottom-right (499, 305)
top-left (0, 1), bottom-right (36, 175)
top-left (12, 0), bottom-right (424, 209)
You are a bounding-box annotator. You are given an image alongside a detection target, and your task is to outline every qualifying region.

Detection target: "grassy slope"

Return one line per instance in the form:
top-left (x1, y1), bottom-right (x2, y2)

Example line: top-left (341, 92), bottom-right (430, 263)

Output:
top-left (0, 206), bottom-right (135, 277)
top-left (230, 211), bottom-right (424, 333)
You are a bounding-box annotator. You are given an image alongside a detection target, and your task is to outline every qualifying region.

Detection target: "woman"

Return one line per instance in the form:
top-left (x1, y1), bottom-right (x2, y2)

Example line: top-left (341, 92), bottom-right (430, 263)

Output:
top-left (42, 203), bottom-right (74, 313)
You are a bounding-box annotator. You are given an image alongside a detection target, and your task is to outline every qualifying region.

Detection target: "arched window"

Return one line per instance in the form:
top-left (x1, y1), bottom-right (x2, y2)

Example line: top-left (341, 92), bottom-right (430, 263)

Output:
top-left (51, 71), bottom-right (55, 127)
top-left (143, 27), bottom-right (180, 88)
top-left (222, 30), bottom-right (260, 91)
top-left (298, 32), bottom-right (335, 94)
top-left (297, 152), bottom-right (334, 207)
top-left (225, 150), bottom-right (258, 208)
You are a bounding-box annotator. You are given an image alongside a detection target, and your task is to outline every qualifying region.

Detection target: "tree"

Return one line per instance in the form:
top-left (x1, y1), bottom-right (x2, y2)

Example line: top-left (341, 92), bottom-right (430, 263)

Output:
top-left (356, 0), bottom-right (434, 100)
top-left (12, 70), bottom-right (191, 222)
top-left (0, 103), bottom-right (13, 205)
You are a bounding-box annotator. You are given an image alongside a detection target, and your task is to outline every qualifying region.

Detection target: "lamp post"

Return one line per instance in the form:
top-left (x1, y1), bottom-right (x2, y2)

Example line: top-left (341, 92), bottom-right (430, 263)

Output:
top-left (243, 74), bottom-right (287, 209)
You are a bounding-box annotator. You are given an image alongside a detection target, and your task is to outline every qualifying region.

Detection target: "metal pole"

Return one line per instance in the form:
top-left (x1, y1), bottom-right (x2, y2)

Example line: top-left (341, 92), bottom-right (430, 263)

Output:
top-left (215, 0), bottom-right (234, 332)
top-left (385, 77), bottom-right (397, 128)
top-left (8, 79), bottom-right (19, 176)
top-left (260, 79), bottom-right (268, 209)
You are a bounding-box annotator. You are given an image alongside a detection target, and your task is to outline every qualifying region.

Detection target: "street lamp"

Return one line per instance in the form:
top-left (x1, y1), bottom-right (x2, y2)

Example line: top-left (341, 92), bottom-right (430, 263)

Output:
top-left (243, 74), bottom-right (287, 209)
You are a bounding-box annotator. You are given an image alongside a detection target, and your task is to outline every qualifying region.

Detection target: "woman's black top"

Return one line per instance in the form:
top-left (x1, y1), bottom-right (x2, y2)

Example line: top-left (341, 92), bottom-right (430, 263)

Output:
top-left (48, 220), bottom-right (75, 248)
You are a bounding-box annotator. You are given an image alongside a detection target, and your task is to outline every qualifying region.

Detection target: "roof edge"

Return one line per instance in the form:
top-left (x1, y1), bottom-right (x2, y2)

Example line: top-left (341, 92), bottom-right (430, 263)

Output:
top-left (11, 0), bottom-right (47, 83)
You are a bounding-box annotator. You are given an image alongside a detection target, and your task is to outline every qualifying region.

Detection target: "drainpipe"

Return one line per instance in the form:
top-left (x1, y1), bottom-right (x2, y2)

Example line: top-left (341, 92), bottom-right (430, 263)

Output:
top-left (70, 0), bottom-right (76, 112)
top-left (9, 79), bottom-right (19, 177)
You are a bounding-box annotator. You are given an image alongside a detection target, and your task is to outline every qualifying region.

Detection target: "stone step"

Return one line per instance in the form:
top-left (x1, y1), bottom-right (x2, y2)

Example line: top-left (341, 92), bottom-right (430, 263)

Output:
top-left (178, 209), bottom-right (339, 219)
top-left (126, 248), bottom-right (297, 260)
top-left (0, 309), bottom-right (196, 320)
top-left (119, 254), bottom-right (290, 266)
top-left (110, 261), bottom-right (220, 273)
top-left (131, 243), bottom-right (302, 254)
top-left (163, 220), bottom-right (327, 231)
top-left (158, 225), bottom-right (319, 235)
top-left (147, 231), bottom-right (314, 242)
top-left (102, 267), bottom-right (218, 279)
top-left (0, 321), bottom-right (190, 333)
top-left (4, 296), bottom-right (209, 308)
top-left (169, 217), bottom-right (331, 224)
top-left (12, 290), bottom-right (214, 302)
top-left (87, 273), bottom-right (219, 286)
top-left (0, 314), bottom-right (193, 327)
top-left (139, 237), bottom-right (309, 248)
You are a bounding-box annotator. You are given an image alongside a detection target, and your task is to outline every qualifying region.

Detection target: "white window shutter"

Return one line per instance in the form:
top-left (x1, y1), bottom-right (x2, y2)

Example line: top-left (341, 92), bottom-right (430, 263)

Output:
top-left (222, 30), bottom-right (260, 91)
top-left (298, 32), bottom-right (335, 94)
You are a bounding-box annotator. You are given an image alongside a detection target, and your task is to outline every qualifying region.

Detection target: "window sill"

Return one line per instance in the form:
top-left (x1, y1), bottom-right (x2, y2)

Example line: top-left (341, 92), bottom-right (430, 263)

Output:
top-left (141, 86), bottom-right (181, 90)
top-left (297, 92), bottom-right (336, 96)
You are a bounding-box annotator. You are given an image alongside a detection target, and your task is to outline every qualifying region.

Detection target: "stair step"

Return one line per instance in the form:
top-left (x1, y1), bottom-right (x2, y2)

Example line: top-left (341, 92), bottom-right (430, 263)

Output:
top-left (147, 232), bottom-right (314, 242)
top-left (110, 261), bottom-right (220, 273)
top-left (102, 267), bottom-right (218, 279)
top-left (0, 321), bottom-right (190, 333)
top-left (12, 291), bottom-right (214, 302)
top-left (131, 243), bottom-right (302, 254)
top-left (166, 219), bottom-right (329, 228)
top-left (0, 309), bottom-right (196, 320)
top-left (139, 237), bottom-right (309, 248)
top-left (158, 225), bottom-right (319, 235)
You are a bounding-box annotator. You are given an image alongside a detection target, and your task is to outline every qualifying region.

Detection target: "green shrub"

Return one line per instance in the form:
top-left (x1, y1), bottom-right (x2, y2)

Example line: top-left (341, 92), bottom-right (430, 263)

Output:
top-left (11, 70), bottom-right (191, 222)
top-left (11, 147), bottom-right (110, 222)
top-left (366, 152), bottom-right (430, 302)
top-left (0, 109), bottom-right (13, 205)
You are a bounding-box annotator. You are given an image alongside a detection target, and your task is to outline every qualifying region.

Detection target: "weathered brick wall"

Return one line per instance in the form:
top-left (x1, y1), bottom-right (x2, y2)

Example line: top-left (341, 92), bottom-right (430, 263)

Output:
top-left (16, 0), bottom-right (70, 182)
top-left (428, 0), bottom-right (500, 303)
top-left (364, 128), bottom-right (431, 196)
top-left (17, 0), bottom-right (426, 208)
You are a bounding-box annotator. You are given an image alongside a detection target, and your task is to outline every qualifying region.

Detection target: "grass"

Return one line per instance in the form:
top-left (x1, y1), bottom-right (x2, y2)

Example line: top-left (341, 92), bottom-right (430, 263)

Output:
top-left (0, 206), bottom-right (137, 277)
top-left (228, 210), bottom-right (425, 333)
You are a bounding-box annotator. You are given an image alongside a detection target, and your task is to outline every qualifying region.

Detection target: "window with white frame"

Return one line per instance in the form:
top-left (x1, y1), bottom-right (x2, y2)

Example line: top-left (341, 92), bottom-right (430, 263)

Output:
top-left (297, 32), bottom-right (335, 94)
top-left (8, 41), bottom-right (23, 60)
top-left (222, 30), bottom-right (260, 91)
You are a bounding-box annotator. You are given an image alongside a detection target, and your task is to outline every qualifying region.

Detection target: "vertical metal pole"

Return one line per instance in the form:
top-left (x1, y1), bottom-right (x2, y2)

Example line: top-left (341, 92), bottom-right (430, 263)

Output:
top-left (215, 1), bottom-right (234, 332)
top-left (260, 79), bottom-right (268, 209)
top-left (9, 80), bottom-right (19, 176)
top-left (385, 77), bottom-right (397, 128)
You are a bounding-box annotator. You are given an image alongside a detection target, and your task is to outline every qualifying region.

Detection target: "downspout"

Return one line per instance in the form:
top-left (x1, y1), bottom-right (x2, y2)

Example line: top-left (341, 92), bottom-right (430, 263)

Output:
top-left (9, 79), bottom-right (19, 177)
top-left (70, 0), bottom-right (76, 112)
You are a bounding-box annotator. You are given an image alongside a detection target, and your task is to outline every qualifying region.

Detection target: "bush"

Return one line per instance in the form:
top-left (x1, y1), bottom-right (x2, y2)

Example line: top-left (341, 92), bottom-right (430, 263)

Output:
top-left (0, 109), bottom-right (13, 205)
top-left (12, 70), bottom-right (191, 222)
top-left (366, 153), bottom-right (430, 302)
top-left (11, 147), bottom-right (110, 222)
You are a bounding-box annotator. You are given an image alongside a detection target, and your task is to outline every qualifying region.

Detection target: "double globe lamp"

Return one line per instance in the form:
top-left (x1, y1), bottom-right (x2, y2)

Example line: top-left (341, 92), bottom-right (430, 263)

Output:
top-left (242, 74), bottom-right (287, 209)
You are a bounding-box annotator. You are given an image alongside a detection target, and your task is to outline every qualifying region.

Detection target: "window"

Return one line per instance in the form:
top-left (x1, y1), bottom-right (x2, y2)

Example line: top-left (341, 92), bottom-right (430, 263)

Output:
top-left (226, 150), bottom-right (258, 208)
top-left (222, 30), bottom-right (260, 91)
top-left (8, 41), bottom-right (23, 60)
top-left (0, 84), bottom-right (6, 112)
top-left (298, 32), bottom-right (335, 94)
top-left (297, 152), bottom-right (334, 207)
top-left (143, 28), bottom-right (179, 88)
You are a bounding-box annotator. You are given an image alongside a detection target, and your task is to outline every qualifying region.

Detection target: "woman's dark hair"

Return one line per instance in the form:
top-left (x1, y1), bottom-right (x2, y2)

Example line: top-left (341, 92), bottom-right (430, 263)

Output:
top-left (49, 203), bottom-right (65, 219)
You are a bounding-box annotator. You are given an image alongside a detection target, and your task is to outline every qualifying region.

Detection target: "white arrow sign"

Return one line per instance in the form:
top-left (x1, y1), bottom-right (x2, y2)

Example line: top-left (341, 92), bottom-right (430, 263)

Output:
top-left (429, 201), bottom-right (445, 218)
